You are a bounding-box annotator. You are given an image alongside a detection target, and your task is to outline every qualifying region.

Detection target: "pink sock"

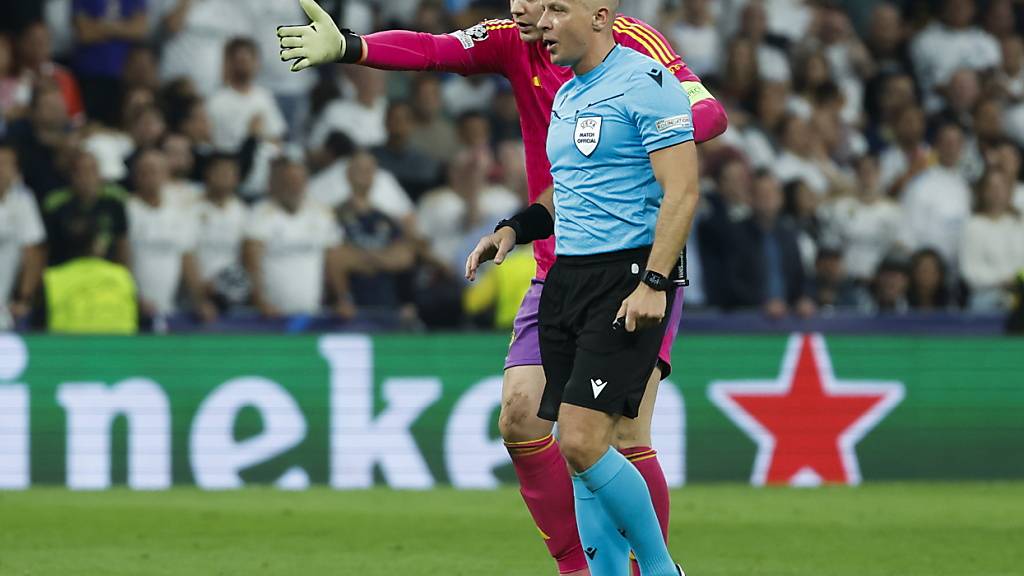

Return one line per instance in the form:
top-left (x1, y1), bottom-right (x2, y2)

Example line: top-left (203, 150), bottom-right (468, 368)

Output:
top-left (507, 435), bottom-right (589, 575)
top-left (622, 447), bottom-right (671, 576)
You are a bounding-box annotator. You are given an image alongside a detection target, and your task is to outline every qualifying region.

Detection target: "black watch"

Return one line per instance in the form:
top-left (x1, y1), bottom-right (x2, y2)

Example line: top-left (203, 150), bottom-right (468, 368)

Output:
top-left (641, 270), bottom-right (672, 292)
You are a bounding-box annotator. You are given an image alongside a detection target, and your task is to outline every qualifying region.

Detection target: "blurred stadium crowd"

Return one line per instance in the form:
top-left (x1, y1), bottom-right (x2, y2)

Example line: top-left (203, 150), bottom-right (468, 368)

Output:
top-left (1, 0), bottom-right (1024, 332)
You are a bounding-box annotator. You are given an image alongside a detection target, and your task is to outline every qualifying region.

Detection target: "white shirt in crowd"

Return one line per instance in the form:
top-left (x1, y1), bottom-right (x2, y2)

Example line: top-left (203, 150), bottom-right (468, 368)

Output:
top-left (1004, 103), bottom-right (1024, 150)
top-left (670, 22), bottom-right (721, 79)
top-left (127, 192), bottom-right (200, 315)
top-left (248, 0), bottom-right (317, 97)
top-left (959, 214), bottom-right (1024, 310)
top-left (151, 0), bottom-right (250, 97)
top-left (167, 179), bottom-right (204, 208)
top-left (245, 199), bottom-right (342, 315)
top-left (773, 151), bottom-right (829, 195)
top-left (309, 97), bottom-right (387, 150)
top-left (417, 185), bottom-right (521, 270)
top-left (720, 125), bottom-right (776, 169)
top-left (823, 196), bottom-right (903, 280)
top-left (0, 183), bottom-right (45, 301)
top-left (82, 131), bottom-right (135, 182)
top-left (307, 159), bottom-right (414, 221)
top-left (195, 196), bottom-right (249, 282)
top-left (442, 77), bottom-right (498, 117)
top-left (208, 84), bottom-right (287, 151)
top-left (900, 166), bottom-right (972, 266)
top-left (910, 22), bottom-right (1001, 111)
top-left (758, 44), bottom-right (793, 83)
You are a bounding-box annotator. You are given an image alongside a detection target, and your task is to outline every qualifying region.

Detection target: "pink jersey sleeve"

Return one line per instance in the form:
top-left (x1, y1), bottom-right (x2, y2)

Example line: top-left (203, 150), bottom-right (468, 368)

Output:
top-left (362, 20), bottom-right (520, 76)
top-left (612, 15), bottom-right (728, 143)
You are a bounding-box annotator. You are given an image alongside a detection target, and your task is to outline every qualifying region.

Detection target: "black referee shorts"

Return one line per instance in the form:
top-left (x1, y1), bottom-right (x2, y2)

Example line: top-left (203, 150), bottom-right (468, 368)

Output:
top-left (537, 246), bottom-right (676, 422)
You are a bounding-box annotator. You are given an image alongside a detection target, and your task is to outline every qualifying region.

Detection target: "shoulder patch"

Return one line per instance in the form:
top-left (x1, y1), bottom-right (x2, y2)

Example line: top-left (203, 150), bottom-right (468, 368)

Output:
top-left (656, 114), bottom-right (692, 134)
top-left (451, 22), bottom-right (491, 50)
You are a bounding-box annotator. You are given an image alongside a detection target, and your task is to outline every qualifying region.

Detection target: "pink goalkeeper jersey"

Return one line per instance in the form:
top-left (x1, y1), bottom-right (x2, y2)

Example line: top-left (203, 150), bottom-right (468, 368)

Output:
top-left (363, 16), bottom-right (727, 279)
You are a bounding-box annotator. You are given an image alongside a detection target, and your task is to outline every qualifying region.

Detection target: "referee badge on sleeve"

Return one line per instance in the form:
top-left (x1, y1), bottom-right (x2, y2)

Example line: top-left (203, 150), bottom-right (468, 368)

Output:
top-left (575, 116), bottom-right (602, 157)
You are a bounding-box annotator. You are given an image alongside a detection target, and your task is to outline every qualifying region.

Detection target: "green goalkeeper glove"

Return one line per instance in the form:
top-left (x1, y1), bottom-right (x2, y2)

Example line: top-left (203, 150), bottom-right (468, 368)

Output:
top-left (278, 0), bottom-right (363, 72)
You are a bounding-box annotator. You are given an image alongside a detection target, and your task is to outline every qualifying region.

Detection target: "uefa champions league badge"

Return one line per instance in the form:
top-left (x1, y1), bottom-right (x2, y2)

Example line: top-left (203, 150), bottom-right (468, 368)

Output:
top-left (575, 116), bottom-right (602, 157)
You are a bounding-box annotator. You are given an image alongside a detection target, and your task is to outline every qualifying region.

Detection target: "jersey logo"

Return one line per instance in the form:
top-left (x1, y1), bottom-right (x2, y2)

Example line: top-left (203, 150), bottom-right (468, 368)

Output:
top-left (575, 116), bottom-right (603, 157)
top-left (656, 114), bottom-right (692, 133)
top-left (647, 68), bottom-right (664, 86)
top-left (452, 23), bottom-right (489, 49)
top-left (591, 378), bottom-right (609, 398)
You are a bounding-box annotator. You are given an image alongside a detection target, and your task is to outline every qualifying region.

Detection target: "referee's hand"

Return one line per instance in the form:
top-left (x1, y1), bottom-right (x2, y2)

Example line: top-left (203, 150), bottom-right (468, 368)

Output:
top-left (615, 284), bottom-right (667, 333)
top-left (465, 227), bottom-right (517, 281)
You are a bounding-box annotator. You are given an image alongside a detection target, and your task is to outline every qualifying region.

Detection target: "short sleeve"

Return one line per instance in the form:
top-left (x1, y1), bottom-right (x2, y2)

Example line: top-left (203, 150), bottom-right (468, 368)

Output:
top-left (371, 170), bottom-right (414, 220)
top-left (629, 66), bottom-right (695, 154)
top-left (260, 92), bottom-right (287, 141)
top-left (18, 194), bottom-right (46, 246)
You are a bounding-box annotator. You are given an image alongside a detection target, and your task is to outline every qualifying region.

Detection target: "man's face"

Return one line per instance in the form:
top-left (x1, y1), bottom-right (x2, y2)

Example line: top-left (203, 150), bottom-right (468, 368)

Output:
top-left (19, 24), bottom-right (50, 67)
top-left (347, 153), bottom-right (377, 195)
top-left (510, 0), bottom-right (545, 42)
top-left (272, 163), bottom-right (307, 211)
top-left (163, 134), bottom-right (193, 178)
top-left (228, 47), bottom-right (258, 84)
top-left (386, 104), bottom-right (414, 140)
top-left (539, 0), bottom-right (599, 67)
top-left (943, 0), bottom-right (975, 28)
top-left (33, 89), bottom-right (67, 130)
top-left (751, 175), bottom-right (783, 221)
top-left (870, 4), bottom-right (903, 52)
top-left (133, 152), bottom-right (168, 196)
top-left (935, 126), bottom-right (964, 167)
top-left (71, 154), bottom-right (102, 197)
top-left (205, 160), bottom-right (239, 195)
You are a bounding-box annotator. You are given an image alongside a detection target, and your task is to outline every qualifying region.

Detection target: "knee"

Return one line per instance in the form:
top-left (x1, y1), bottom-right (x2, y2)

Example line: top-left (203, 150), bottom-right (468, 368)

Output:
top-left (498, 390), bottom-right (550, 443)
top-left (558, 428), bottom-right (607, 473)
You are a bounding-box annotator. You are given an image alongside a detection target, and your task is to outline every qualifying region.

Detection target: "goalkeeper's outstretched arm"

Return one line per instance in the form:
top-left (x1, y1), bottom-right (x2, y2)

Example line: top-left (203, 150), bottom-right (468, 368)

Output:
top-left (279, 0), bottom-right (509, 75)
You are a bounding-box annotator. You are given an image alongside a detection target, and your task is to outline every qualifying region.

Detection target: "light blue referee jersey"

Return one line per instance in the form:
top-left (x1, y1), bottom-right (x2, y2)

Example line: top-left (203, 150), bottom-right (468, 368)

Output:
top-left (547, 44), bottom-right (694, 256)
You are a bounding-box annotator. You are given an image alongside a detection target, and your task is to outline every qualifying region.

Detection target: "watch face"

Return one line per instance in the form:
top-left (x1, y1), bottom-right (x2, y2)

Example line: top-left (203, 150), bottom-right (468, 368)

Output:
top-left (643, 271), bottom-right (669, 291)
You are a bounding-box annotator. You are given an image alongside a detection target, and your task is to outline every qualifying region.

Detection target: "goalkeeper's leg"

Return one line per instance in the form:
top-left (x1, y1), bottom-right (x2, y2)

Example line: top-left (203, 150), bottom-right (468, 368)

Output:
top-left (502, 281), bottom-right (589, 575)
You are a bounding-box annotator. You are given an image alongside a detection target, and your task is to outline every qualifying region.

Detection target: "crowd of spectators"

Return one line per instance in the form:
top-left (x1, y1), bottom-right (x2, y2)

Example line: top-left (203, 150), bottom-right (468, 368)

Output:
top-left (1, 0), bottom-right (1023, 333)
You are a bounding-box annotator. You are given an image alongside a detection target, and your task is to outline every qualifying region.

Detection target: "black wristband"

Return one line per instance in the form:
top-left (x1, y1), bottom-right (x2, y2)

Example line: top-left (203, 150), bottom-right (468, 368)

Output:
top-left (339, 29), bottom-right (364, 63)
top-left (495, 203), bottom-right (554, 245)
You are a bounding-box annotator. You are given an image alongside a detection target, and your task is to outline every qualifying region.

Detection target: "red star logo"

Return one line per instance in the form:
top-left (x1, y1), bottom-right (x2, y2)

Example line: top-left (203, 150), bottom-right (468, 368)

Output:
top-left (709, 334), bottom-right (904, 486)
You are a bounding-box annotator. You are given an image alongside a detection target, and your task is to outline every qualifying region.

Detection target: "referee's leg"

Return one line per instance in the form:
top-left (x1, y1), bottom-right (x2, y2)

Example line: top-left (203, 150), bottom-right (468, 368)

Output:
top-left (559, 402), bottom-right (678, 576)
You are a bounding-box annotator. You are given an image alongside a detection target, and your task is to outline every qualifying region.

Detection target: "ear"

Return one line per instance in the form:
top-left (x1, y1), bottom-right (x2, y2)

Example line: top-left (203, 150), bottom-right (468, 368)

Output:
top-left (592, 7), bottom-right (612, 31)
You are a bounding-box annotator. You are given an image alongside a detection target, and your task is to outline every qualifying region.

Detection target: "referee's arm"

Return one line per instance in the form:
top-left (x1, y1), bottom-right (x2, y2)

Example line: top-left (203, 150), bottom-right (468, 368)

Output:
top-left (647, 141), bottom-right (700, 278)
top-left (616, 140), bottom-right (700, 332)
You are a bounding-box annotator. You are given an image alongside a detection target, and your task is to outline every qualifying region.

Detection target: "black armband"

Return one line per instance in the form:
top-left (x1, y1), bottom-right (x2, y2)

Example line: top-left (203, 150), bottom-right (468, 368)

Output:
top-left (495, 203), bottom-right (554, 245)
top-left (339, 29), bottom-right (365, 63)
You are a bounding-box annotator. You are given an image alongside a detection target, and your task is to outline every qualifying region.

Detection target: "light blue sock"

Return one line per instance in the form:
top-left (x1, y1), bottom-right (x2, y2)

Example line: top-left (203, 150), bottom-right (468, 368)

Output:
top-left (572, 475), bottom-right (630, 576)
top-left (577, 447), bottom-right (677, 576)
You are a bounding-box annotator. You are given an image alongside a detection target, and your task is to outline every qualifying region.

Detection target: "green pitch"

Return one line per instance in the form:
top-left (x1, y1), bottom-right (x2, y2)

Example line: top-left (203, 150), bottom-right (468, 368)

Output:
top-left (2, 484), bottom-right (1021, 575)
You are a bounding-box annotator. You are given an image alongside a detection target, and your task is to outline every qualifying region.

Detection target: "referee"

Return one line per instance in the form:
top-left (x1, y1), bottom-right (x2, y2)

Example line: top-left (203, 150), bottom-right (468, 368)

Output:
top-left (467, 1), bottom-right (698, 574)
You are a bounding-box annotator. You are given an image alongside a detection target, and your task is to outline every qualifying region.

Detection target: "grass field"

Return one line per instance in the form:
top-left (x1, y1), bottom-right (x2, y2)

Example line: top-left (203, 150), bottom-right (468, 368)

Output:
top-left (1, 484), bottom-right (1022, 576)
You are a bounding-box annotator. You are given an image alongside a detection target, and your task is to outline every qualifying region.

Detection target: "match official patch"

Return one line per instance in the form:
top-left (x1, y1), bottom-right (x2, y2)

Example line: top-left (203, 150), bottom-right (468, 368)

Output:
top-left (452, 23), bottom-right (489, 49)
top-left (656, 114), bottom-right (692, 134)
top-left (574, 116), bottom-right (603, 157)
